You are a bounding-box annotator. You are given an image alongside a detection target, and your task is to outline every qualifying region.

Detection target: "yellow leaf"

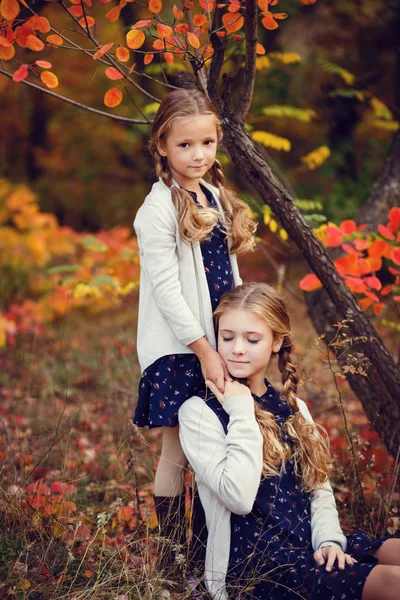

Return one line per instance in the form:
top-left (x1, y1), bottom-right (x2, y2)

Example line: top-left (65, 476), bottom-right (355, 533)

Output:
top-left (18, 579), bottom-right (31, 591)
top-left (251, 130), bottom-right (291, 152)
top-left (301, 145), bottom-right (330, 170)
top-left (41, 71), bottom-right (59, 88)
top-left (126, 29), bottom-right (145, 50)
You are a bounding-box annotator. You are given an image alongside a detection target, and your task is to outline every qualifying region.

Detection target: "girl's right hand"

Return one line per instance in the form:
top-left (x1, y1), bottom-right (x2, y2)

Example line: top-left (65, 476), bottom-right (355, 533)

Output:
top-left (206, 380), bottom-right (251, 405)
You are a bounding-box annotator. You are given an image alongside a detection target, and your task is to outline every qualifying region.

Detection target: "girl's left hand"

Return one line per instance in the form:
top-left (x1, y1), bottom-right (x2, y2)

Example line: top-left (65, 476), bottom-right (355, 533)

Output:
top-left (313, 546), bottom-right (357, 571)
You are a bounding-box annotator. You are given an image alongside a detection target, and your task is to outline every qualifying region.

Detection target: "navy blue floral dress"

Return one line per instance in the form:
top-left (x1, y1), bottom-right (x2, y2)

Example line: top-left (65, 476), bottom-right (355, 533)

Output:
top-left (207, 381), bottom-right (385, 600)
top-left (134, 184), bottom-right (234, 428)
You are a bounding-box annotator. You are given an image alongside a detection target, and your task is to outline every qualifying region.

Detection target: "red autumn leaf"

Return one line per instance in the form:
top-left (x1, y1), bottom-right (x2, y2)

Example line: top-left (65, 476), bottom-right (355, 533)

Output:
top-left (340, 219), bottom-right (357, 235)
top-left (0, 0), bottom-right (20, 20)
top-left (163, 51), bottom-right (174, 64)
top-left (341, 243), bottom-right (357, 254)
top-left (364, 276), bottom-right (382, 291)
top-left (46, 34), bottom-right (64, 46)
top-left (28, 494), bottom-right (48, 509)
top-left (175, 23), bottom-right (190, 33)
top-left (41, 71), bottom-right (59, 88)
top-left (69, 5), bottom-right (83, 17)
top-left (153, 38), bottom-right (164, 50)
top-left (106, 5), bottom-right (121, 22)
top-left (105, 66), bottom-right (124, 80)
top-left (193, 14), bottom-right (207, 26)
top-left (187, 31), bottom-right (200, 48)
top-left (173, 5), bottom-right (183, 19)
top-left (12, 63), bottom-right (29, 82)
top-left (389, 207), bottom-right (400, 231)
top-left (117, 505), bottom-right (134, 522)
top-left (149, 0), bottom-right (162, 13)
top-left (378, 224), bottom-right (395, 240)
top-left (392, 247), bottom-right (400, 266)
top-left (51, 481), bottom-right (77, 496)
top-left (388, 267), bottom-right (400, 276)
top-left (157, 23), bottom-right (172, 38)
top-left (134, 19), bottom-right (151, 27)
top-left (299, 273), bottom-right (322, 292)
top-left (0, 35), bottom-right (11, 46)
top-left (26, 479), bottom-right (50, 495)
top-left (354, 239), bottom-right (369, 251)
top-left (93, 42), bottom-right (114, 59)
top-left (232, 34), bottom-right (243, 40)
top-left (373, 303), bottom-right (384, 316)
top-left (335, 253), bottom-right (359, 276)
top-left (126, 29), bottom-right (145, 49)
top-left (35, 60), bottom-right (52, 68)
top-left (144, 52), bottom-right (154, 64)
top-left (104, 87), bottom-right (123, 107)
top-left (345, 276), bottom-right (366, 294)
top-left (300, 0), bottom-right (317, 4)
top-left (359, 297), bottom-right (374, 311)
top-left (381, 284), bottom-right (394, 296)
top-left (116, 46), bottom-right (130, 62)
top-left (200, 0), bottom-right (215, 9)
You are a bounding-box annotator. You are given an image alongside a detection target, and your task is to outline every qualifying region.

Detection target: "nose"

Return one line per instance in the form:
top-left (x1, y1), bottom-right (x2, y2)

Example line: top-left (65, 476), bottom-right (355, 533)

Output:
top-left (232, 338), bottom-right (245, 355)
top-left (192, 145), bottom-right (205, 161)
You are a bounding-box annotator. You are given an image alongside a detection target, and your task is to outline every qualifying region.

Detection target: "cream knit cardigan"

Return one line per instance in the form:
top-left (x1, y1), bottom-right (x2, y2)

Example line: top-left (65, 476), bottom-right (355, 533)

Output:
top-left (179, 394), bottom-right (347, 600)
top-left (134, 178), bottom-right (242, 372)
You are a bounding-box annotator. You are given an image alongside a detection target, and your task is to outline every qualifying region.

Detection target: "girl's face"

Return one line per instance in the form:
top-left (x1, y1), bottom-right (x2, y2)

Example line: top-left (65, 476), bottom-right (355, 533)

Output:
top-left (217, 309), bottom-right (283, 389)
top-left (157, 114), bottom-right (218, 190)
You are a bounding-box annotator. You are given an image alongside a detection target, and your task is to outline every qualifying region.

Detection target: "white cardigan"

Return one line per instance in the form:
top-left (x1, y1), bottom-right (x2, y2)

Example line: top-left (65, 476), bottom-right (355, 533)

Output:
top-left (179, 395), bottom-right (347, 600)
top-left (134, 178), bottom-right (242, 372)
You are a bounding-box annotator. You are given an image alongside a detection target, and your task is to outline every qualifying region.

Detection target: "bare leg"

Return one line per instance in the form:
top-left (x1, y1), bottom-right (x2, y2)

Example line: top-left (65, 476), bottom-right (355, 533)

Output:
top-left (154, 426), bottom-right (188, 497)
top-left (362, 565), bottom-right (400, 600)
top-left (367, 539), bottom-right (400, 566)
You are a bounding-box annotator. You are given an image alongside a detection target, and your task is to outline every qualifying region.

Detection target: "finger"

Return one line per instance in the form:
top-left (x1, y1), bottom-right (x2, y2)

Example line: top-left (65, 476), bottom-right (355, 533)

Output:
top-left (345, 554), bottom-right (356, 566)
top-left (325, 549), bottom-right (336, 572)
top-left (338, 552), bottom-right (345, 570)
top-left (314, 550), bottom-right (325, 566)
top-left (216, 373), bottom-right (225, 393)
top-left (205, 380), bottom-right (224, 404)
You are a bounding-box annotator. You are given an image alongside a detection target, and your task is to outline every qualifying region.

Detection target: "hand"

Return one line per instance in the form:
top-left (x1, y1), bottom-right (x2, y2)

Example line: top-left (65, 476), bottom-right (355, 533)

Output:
top-left (206, 379), bottom-right (251, 405)
top-left (313, 546), bottom-right (357, 571)
top-left (199, 348), bottom-right (231, 393)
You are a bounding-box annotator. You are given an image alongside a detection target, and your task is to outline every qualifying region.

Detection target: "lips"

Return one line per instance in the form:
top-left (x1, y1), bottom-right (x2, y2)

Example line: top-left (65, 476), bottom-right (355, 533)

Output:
top-left (229, 360), bottom-right (249, 364)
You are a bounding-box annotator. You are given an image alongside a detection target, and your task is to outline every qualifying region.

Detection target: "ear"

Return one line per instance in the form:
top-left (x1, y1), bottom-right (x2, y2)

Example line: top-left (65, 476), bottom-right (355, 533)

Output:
top-left (272, 336), bottom-right (284, 353)
top-left (156, 140), bottom-right (167, 157)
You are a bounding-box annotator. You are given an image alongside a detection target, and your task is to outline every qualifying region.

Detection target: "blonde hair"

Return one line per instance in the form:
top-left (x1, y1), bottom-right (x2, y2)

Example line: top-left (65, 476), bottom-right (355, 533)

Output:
top-left (213, 283), bottom-right (331, 492)
top-left (149, 89), bottom-right (256, 255)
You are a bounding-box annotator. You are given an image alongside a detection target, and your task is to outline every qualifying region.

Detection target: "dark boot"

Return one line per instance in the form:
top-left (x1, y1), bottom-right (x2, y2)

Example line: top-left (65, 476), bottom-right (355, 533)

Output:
top-left (154, 493), bottom-right (186, 572)
top-left (188, 487), bottom-right (208, 575)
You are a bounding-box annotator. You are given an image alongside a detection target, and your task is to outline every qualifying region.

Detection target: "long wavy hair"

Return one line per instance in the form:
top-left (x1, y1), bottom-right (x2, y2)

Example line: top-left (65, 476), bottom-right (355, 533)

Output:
top-left (149, 89), bottom-right (256, 255)
top-left (213, 282), bottom-right (331, 492)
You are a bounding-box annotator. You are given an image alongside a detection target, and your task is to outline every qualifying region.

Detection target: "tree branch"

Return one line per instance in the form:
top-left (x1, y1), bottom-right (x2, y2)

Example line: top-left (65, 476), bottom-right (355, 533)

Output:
top-left (0, 70), bottom-right (151, 124)
top-left (233, 0), bottom-right (257, 121)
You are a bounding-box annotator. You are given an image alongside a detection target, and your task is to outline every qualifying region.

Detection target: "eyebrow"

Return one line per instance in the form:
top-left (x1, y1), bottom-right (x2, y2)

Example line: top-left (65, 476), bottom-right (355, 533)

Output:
top-left (220, 329), bottom-right (262, 335)
top-left (176, 135), bottom-right (217, 142)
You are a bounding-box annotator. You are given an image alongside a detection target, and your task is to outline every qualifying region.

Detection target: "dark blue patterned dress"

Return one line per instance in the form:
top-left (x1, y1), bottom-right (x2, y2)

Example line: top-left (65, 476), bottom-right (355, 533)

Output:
top-left (207, 381), bottom-right (385, 600)
top-left (134, 184), bottom-right (234, 428)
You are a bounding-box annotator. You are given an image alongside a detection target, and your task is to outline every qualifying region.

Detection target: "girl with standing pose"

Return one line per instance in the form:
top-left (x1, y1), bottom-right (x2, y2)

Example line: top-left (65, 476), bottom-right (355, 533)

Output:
top-left (133, 88), bottom-right (256, 560)
top-left (179, 282), bottom-right (399, 599)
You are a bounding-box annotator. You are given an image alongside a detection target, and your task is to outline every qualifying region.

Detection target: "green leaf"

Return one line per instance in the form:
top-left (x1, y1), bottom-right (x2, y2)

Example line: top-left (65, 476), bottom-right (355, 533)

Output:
top-left (82, 236), bottom-right (108, 252)
top-left (47, 264), bottom-right (80, 274)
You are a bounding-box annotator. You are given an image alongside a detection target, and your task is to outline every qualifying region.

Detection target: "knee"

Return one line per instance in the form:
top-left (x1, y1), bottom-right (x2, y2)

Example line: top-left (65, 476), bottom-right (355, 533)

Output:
top-left (363, 565), bottom-right (400, 600)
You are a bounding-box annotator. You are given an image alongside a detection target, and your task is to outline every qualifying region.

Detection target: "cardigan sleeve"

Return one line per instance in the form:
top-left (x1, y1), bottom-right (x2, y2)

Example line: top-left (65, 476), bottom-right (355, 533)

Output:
top-left (297, 399), bottom-right (347, 552)
top-left (179, 395), bottom-right (263, 515)
top-left (134, 202), bottom-right (206, 347)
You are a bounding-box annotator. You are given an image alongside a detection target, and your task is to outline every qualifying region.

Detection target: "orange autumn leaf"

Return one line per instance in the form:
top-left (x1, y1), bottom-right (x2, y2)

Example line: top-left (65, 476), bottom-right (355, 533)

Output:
top-left (12, 63), bottom-right (28, 82)
top-left (300, 0), bottom-right (317, 4)
top-left (153, 38), bottom-right (164, 50)
top-left (105, 66), bottom-right (123, 80)
top-left (173, 5), bottom-right (183, 19)
top-left (378, 224), bottom-right (395, 240)
top-left (93, 42), bottom-right (113, 59)
top-left (128, 61), bottom-right (136, 74)
top-left (106, 5), bottom-right (121, 22)
top-left (389, 207), bottom-right (400, 230)
top-left (104, 87), bottom-right (123, 107)
top-left (175, 23), bottom-right (190, 33)
top-left (0, 35), bottom-right (11, 46)
top-left (340, 219), bottom-right (357, 235)
top-left (256, 42), bottom-right (266, 54)
top-left (40, 71), bottom-right (59, 88)
top-left (359, 297), bottom-right (374, 311)
top-left (149, 0), bottom-right (162, 13)
top-left (26, 35), bottom-right (45, 51)
top-left (187, 31), bottom-right (200, 48)
top-left (193, 14), bottom-right (207, 26)
top-left (117, 505), bottom-right (134, 522)
top-left (368, 239), bottom-right (388, 258)
top-left (262, 14), bottom-right (278, 29)
top-left (163, 51), bottom-right (174, 64)
top-left (157, 23), bottom-right (172, 38)
top-left (273, 12), bottom-right (288, 19)
top-left (222, 12), bottom-right (244, 33)
top-left (46, 34), bottom-right (64, 46)
top-left (35, 60), bottom-right (52, 68)
top-left (144, 52), bottom-right (154, 64)
top-left (126, 29), bottom-right (145, 49)
top-left (364, 276), bottom-right (382, 290)
top-left (299, 273), bottom-right (322, 292)
top-left (392, 247), bottom-right (400, 266)
top-left (69, 5), bottom-right (83, 17)
top-left (258, 0), bottom-right (269, 9)
top-left (373, 302), bottom-right (384, 316)
top-left (116, 46), bottom-right (130, 62)
top-left (0, 0), bottom-right (20, 20)
top-left (228, 2), bottom-right (241, 12)
top-left (0, 41), bottom-right (15, 59)
top-left (79, 15), bottom-right (95, 27)
top-left (335, 253), bottom-right (359, 276)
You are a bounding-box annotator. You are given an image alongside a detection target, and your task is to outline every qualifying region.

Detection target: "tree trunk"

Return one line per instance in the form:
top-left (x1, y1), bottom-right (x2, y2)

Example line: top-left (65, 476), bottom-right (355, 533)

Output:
top-left (220, 117), bottom-right (400, 456)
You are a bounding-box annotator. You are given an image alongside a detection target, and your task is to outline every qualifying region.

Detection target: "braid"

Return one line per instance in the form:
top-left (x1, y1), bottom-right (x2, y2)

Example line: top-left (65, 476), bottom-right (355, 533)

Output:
top-left (278, 343), bottom-right (299, 413)
top-left (153, 148), bottom-right (172, 188)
